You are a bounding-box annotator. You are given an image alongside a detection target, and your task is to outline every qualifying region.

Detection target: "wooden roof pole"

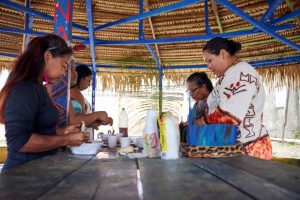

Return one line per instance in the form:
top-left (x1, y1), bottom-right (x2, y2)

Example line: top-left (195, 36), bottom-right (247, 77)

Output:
top-left (210, 0), bottom-right (223, 33)
top-left (144, 0), bottom-right (161, 65)
top-left (21, 0), bottom-right (27, 52)
top-left (22, 0), bottom-right (33, 52)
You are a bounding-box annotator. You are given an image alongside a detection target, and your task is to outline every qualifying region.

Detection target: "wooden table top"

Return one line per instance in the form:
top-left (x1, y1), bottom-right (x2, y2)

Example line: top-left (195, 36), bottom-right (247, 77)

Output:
top-left (0, 148), bottom-right (300, 200)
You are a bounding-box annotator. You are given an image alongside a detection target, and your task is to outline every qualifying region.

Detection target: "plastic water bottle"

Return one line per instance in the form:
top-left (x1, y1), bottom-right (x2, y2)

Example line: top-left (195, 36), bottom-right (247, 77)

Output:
top-left (143, 109), bottom-right (160, 157)
top-left (118, 108), bottom-right (128, 137)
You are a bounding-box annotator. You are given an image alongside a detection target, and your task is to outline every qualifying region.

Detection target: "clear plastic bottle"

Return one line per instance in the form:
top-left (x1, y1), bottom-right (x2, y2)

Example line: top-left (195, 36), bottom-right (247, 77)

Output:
top-left (118, 108), bottom-right (128, 137)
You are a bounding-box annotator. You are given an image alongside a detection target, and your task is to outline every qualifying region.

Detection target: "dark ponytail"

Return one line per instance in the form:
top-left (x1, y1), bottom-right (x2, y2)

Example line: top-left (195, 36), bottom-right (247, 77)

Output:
top-left (203, 37), bottom-right (242, 56)
top-left (75, 64), bottom-right (92, 88)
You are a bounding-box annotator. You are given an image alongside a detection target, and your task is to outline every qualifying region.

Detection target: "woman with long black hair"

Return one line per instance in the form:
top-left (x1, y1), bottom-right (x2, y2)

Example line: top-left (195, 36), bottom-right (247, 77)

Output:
top-left (0, 34), bottom-right (89, 171)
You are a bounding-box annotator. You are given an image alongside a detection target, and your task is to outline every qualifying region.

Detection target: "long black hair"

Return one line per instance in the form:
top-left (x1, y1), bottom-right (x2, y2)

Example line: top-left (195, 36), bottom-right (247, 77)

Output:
top-left (0, 34), bottom-right (73, 123)
top-left (203, 37), bottom-right (242, 56)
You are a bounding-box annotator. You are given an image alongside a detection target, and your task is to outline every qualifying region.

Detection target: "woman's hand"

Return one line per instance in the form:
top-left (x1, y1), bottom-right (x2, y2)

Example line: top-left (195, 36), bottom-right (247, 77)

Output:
top-left (66, 132), bottom-right (90, 146)
top-left (106, 117), bottom-right (113, 126)
top-left (180, 121), bottom-right (188, 126)
top-left (64, 124), bottom-right (81, 134)
top-left (95, 111), bottom-right (113, 126)
top-left (99, 116), bottom-right (113, 126)
top-left (56, 124), bottom-right (81, 135)
top-left (88, 121), bottom-right (102, 130)
top-left (196, 118), bottom-right (205, 126)
top-left (95, 111), bottom-right (108, 121)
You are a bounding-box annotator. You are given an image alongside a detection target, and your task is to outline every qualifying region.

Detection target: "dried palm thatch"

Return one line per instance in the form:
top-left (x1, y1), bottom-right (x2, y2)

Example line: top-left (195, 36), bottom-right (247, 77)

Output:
top-left (96, 69), bottom-right (158, 93)
top-left (164, 63), bottom-right (300, 89)
top-left (257, 64), bottom-right (300, 89)
top-left (0, 0), bottom-right (300, 92)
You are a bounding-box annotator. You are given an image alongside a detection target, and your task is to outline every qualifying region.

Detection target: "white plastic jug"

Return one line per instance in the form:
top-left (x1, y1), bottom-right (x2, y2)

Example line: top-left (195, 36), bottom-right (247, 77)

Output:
top-left (143, 109), bottom-right (160, 157)
top-left (118, 108), bottom-right (128, 137)
top-left (158, 112), bottom-right (180, 159)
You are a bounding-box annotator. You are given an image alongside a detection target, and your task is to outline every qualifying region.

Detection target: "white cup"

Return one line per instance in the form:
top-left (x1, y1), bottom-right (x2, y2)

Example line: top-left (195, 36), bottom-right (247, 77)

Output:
top-left (120, 137), bottom-right (131, 148)
top-left (136, 137), bottom-right (144, 148)
top-left (108, 135), bottom-right (118, 148)
top-left (115, 133), bottom-right (123, 141)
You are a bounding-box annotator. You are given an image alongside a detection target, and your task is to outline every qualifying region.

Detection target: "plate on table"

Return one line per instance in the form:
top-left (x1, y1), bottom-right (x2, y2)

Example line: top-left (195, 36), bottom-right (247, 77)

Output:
top-left (69, 142), bottom-right (101, 155)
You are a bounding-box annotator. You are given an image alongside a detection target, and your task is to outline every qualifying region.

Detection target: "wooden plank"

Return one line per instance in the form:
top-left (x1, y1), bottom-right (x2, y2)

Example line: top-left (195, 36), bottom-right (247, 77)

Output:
top-left (192, 157), bottom-right (300, 200)
top-left (93, 159), bottom-right (139, 200)
top-left (38, 159), bottom-right (139, 200)
top-left (138, 158), bottom-right (252, 200)
top-left (0, 153), bottom-right (93, 200)
top-left (218, 155), bottom-right (300, 195)
top-left (95, 147), bottom-right (119, 160)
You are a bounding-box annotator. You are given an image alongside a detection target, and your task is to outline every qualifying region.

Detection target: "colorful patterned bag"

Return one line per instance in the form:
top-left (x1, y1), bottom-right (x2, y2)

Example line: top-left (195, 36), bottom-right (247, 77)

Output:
top-left (180, 100), bottom-right (244, 158)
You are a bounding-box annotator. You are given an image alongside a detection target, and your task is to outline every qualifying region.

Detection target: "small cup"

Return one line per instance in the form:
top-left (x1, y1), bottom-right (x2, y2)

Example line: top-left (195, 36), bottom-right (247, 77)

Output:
top-left (120, 137), bottom-right (131, 148)
top-left (108, 135), bottom-right (118, 148)
top-left (97, 133), bottom-right (109, 141)
top-left (115, 133), bottom-right (123, 141)
top-left (136, 137), bottom-right (144, 148)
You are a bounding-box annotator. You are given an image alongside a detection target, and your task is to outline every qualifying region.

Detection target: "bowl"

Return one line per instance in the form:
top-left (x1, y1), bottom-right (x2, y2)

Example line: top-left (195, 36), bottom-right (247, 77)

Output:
top-left (69, 142), bottom-right (101, 155)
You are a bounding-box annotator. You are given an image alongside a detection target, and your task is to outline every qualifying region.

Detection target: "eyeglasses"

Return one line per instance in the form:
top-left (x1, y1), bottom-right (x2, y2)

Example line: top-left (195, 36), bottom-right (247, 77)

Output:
top-left (186, 86), bottom-right (201, 94)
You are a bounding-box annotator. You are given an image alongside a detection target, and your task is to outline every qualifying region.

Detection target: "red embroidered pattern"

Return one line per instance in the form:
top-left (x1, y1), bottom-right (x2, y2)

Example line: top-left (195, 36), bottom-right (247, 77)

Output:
top-left (203, 106), bottom-right (241, 125)
top-left (223, 81), bottom-right (247, 99)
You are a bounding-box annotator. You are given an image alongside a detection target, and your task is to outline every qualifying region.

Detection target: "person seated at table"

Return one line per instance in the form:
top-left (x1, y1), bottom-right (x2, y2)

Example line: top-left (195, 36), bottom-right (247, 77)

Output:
top-left (186, 72), bottom-right (213, 125)
top-left (179, 72), bottom-right (213, 142)
top-left (46, 62), bottom-right (113, 129)
top-left (199, 37), bottom-right (272, 160)
top-left (0, 34), bottom-right (90, 171)
top-left (69, 64), bottom-right (113, 135)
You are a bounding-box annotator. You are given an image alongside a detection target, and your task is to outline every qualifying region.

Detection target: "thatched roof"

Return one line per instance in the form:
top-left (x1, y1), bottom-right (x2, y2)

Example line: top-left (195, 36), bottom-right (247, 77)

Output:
top-left (0, 0), bottom-right (300, 91)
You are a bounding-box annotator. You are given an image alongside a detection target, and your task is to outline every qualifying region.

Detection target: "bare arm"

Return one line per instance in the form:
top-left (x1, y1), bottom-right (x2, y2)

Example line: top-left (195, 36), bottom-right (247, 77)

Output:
top-left (69, 105), bottom-right (109, 127)
top-left (19, 132), bottom-right (90, 153)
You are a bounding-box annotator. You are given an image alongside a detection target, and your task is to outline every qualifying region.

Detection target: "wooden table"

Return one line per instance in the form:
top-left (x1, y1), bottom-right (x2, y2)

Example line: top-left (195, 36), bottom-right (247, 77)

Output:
top-left (0, 148), bottom-right (300, 200)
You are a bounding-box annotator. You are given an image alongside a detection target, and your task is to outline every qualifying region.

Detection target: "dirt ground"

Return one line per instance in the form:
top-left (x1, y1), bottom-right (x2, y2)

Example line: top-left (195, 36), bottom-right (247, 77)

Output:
top-left (272, 140), bottom-right (300, 159)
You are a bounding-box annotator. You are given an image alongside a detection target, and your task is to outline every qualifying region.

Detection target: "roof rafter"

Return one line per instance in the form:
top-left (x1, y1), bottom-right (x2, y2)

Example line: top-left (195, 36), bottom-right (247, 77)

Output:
top-left (144, 0), bottom-right (162, 65)
top-left (93, 0), bottom-right (204, 32)
top-left (210, 0), bottom-right (223, 33)
top-left (215, 0), bottom-right (300, 50)
top-left (85, 24), bottom-right (297, 45)
top-left (0, 0), bottom-right (88, 32)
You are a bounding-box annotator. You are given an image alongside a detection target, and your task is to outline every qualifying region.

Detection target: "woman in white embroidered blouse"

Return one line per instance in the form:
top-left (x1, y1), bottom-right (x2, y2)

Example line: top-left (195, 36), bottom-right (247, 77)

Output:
top-left (199, 37), bottom-right (272, 160)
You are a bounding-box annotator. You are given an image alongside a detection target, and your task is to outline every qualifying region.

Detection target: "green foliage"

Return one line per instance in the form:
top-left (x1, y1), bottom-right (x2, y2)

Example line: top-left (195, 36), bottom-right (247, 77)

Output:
top-left (120, 88), bottom-right (184, 135)
top-left (292, 129), bottom-right (300, 139)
